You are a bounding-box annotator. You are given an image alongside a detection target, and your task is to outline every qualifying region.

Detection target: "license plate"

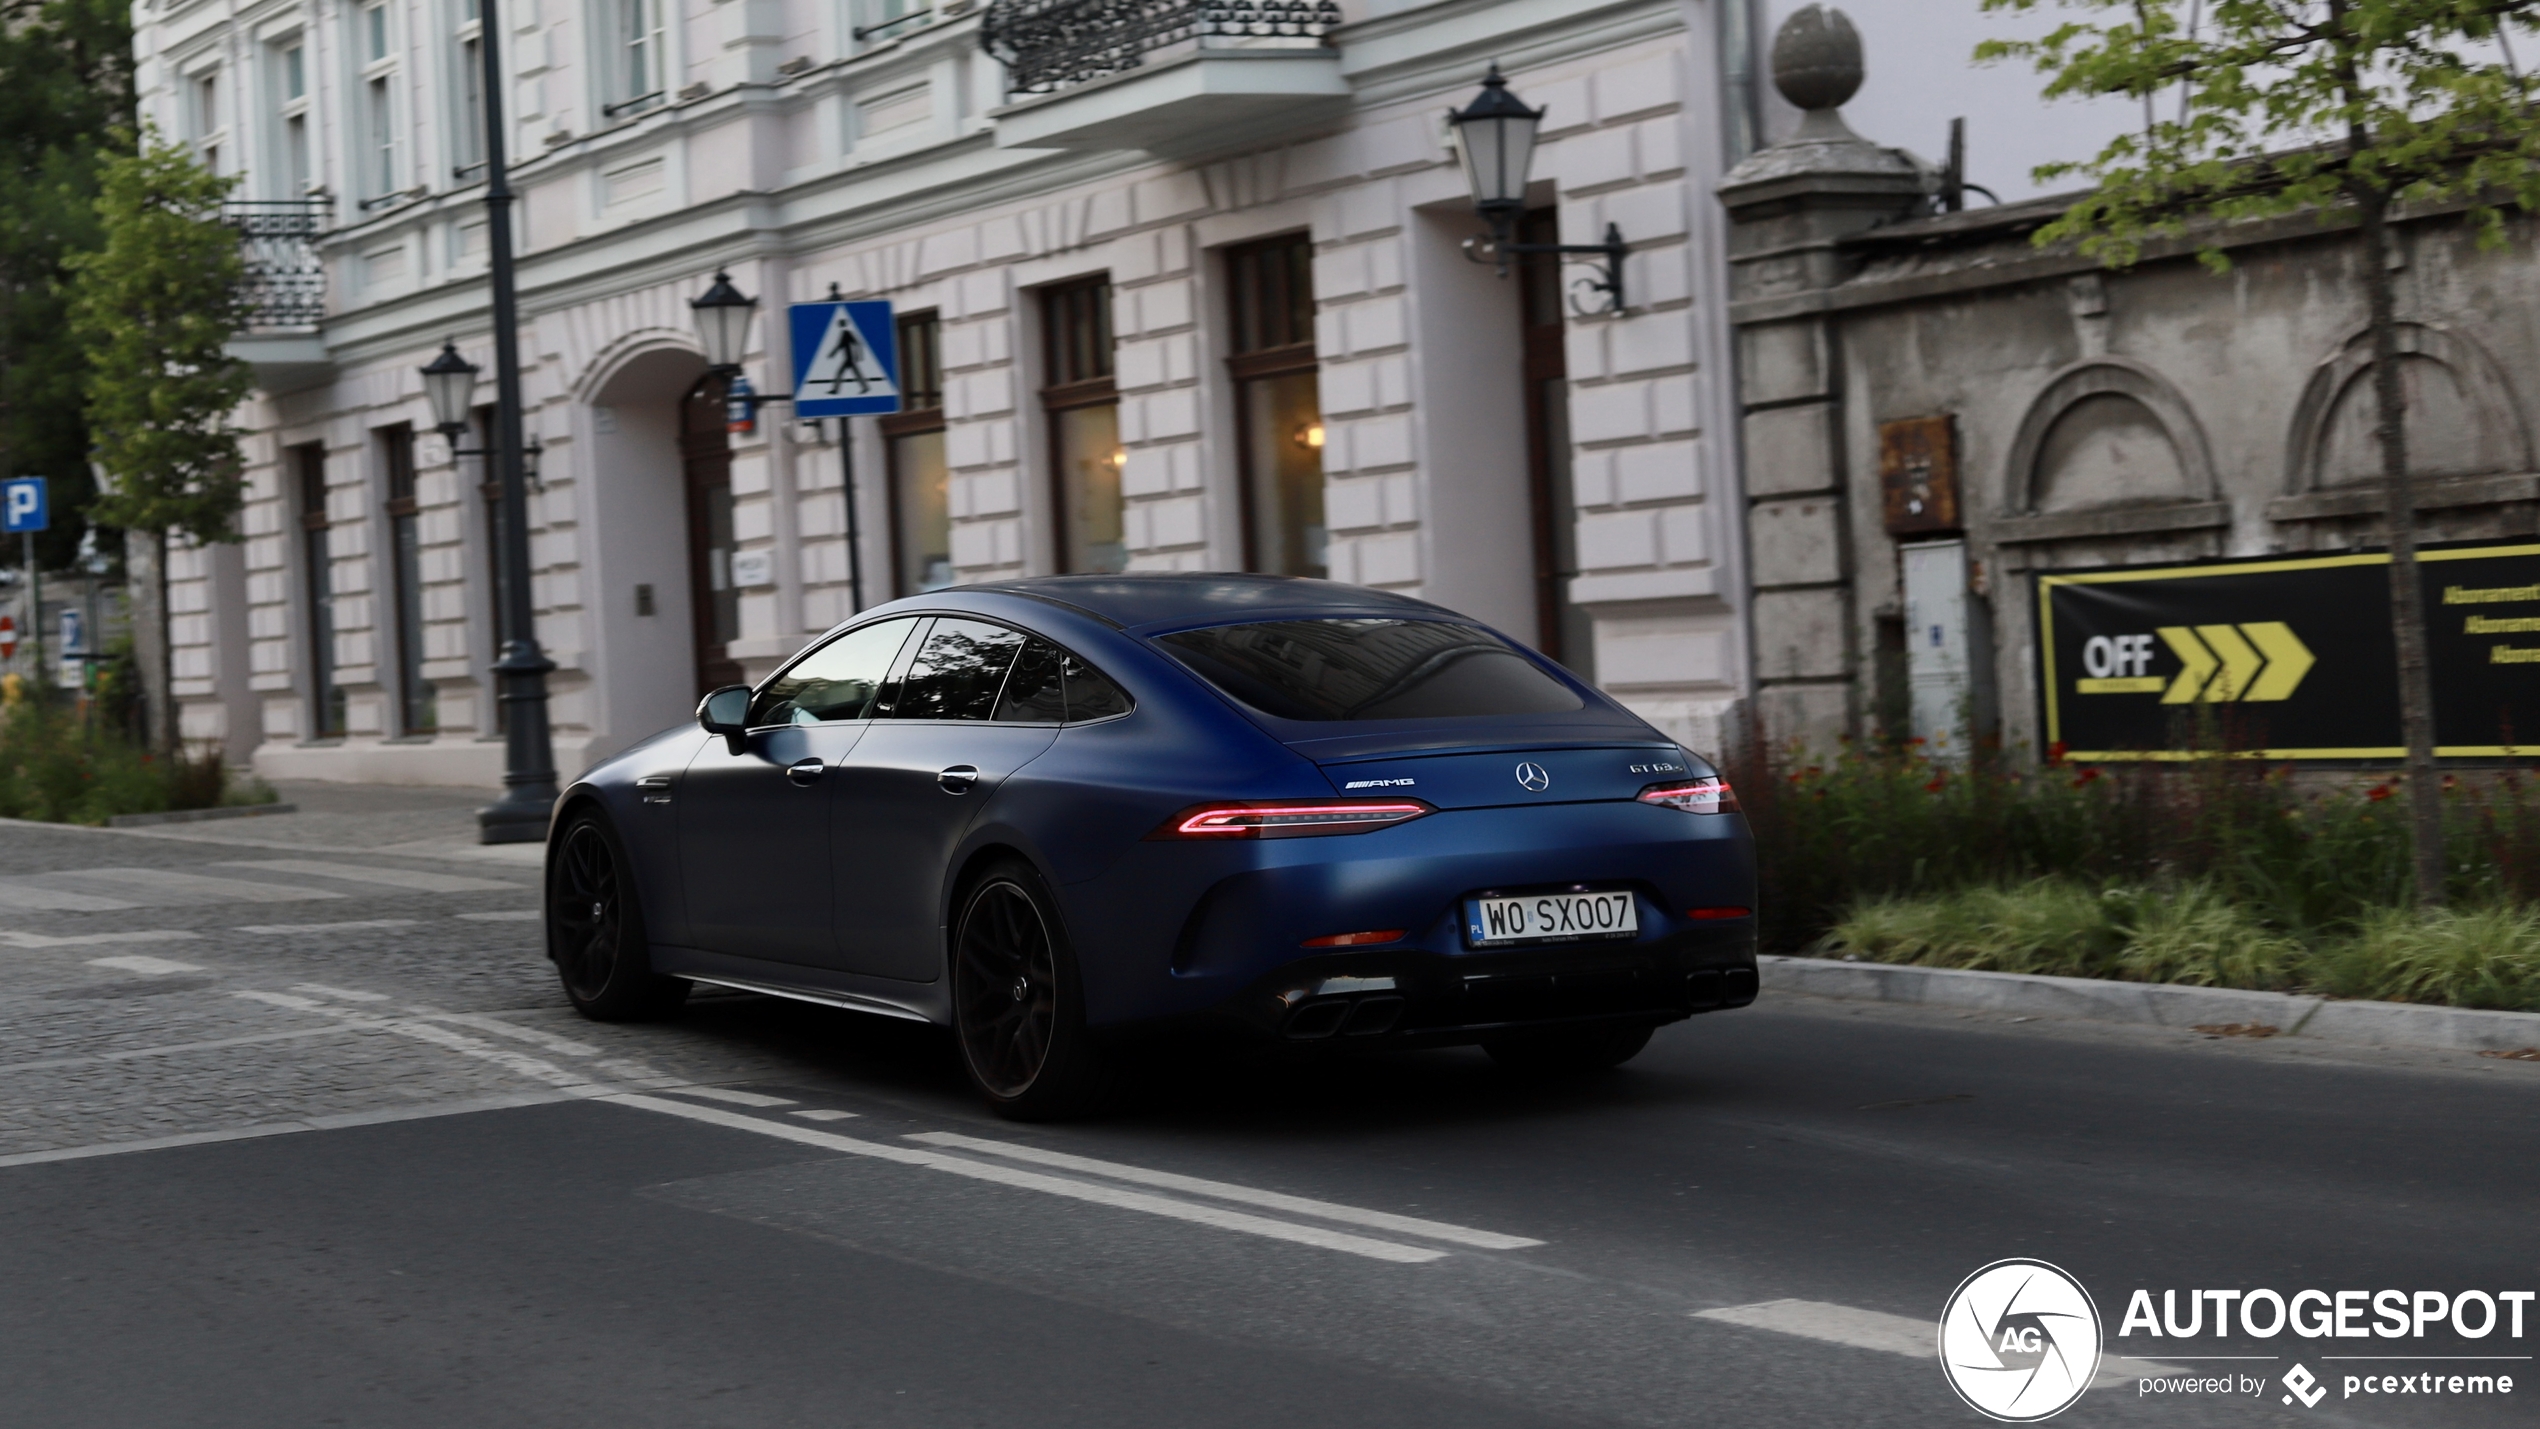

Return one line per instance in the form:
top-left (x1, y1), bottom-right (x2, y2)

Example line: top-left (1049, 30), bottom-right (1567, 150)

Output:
top-left (1463, 890), bottom-right (1639, 948)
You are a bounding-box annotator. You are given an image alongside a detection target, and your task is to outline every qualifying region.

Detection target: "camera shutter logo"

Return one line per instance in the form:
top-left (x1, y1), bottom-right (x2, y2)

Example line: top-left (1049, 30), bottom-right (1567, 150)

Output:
top-left (1938, 1259), bottom-right (2102, 1421)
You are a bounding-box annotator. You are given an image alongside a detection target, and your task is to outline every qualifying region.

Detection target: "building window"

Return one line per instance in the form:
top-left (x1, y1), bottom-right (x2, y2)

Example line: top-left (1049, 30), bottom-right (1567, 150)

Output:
top-left (1517, 207), bottom-right (1588, 676)
top-left (189, 67), bottom-right (223, 174)
top-left (452, 0), bottom-right (486, 179)
top-left (271, 37), bottom-right (312, 196)
top-left (602, 0), bottom-right (667, 117)
top-left (884, 311), bottom-right (948, 596)
top-left (380, 425), bottom-right (436, 734)
top-left (1041, 277), bottom-right (1122, 574)
top-left (1225, 233), bottom-right (1324, 579)
top-left (295, 443), bottom-right (345, 738)
top-left (856, 0), bottom-right (930, 44)
top-left (357, 2), bottom-right (400, 205)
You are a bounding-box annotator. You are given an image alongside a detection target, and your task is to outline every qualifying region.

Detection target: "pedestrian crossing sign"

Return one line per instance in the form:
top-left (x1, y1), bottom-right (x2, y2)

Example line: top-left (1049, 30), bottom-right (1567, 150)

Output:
top-left (787, 300), bottom-right (900, 418)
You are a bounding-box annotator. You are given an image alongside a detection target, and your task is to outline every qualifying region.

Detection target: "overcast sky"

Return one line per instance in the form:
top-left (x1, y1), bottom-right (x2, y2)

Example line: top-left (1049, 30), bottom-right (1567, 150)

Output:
top-left (1759, 0), bottom-right (2140, 202)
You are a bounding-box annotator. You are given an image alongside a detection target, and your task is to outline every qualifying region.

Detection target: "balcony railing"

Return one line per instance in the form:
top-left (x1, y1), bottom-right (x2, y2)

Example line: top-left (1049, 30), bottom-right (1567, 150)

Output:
top-left (979, 0), bottom-right (1340, 95)
top-left (224, 199), bottom-right (331, 330)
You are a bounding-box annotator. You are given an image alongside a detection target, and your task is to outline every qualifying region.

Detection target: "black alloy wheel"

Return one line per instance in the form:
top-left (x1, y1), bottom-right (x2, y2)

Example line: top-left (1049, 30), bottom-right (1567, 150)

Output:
top-left (548, 811), bottom-right (687, 1020)
top-left (951, 861), bottom-right (1108, 1119)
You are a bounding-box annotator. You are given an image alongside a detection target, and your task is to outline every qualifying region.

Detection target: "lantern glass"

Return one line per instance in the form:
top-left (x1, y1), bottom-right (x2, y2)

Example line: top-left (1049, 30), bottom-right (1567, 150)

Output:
top-left (1449, 67), bottom-right (1543, 214)
top-left (420, 341), bottom-right (480, 433)
top-left (690, 271), bottom-right (759, 370)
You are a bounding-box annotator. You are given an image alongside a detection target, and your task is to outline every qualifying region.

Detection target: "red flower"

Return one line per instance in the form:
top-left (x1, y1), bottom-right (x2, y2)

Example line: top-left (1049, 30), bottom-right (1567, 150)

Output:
top-left (1923, 776), bottom-right (1947, 794)
top-left (2072, 767), bottom-right (2104, 787)
top-left (1906, 737), bottom-right (1928, 747)
top-left (2366, 784), bottom-right (2394, 803)
top-left (2045, 741), bottom-right (2070, 765)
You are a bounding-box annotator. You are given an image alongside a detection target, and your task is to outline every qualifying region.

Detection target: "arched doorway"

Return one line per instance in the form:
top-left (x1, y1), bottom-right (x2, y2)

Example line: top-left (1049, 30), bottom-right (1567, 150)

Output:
top-left (681, 375), bottom-right (743, 694)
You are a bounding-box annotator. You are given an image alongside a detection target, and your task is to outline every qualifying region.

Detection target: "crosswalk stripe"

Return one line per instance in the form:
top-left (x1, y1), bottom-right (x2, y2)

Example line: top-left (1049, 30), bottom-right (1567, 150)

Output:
top-left (216, 860), bottom-right (525, 893)
top-left (34, 868), bottom-right (343, 905)
top-left (0, 883), bottom-right (135, 912)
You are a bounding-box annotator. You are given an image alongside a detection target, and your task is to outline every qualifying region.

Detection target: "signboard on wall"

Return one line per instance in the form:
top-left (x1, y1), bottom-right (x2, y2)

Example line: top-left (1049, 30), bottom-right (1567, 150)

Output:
top-left (787, 300), bottom-right (900, 418)
top-left (2037, 541), bottom-right (2540, 761)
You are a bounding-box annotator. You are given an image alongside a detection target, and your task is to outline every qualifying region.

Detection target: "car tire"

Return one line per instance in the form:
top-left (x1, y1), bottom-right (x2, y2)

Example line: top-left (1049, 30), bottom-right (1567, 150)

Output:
top-left (1483, 1023), bottom-right (1654, 1074)
top-left (950, 858), bottom-right (1110, 1121)
top-left (548, 809), bottom-right (689, 1021)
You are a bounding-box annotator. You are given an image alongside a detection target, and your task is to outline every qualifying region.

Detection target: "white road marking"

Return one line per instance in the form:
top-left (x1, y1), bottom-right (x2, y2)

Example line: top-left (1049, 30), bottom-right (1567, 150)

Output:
top-left (419, 1012), bottom-right (599, 1057)
top-left (605, 1093), bottom-right (1448, 1264)
top-left (292, 984), bottom-right (390, 1002)
top-left (1, 929), bottom-right (200, 948)
top-left (454, 910), bottom-right (539, 922)
top-left (0, 883), bottom-right (136, 911)
top-left (1693, 1299), bottom-right (2183, 1387)
top-left (47, 868), bottom-right (345, 904)
top-left (0, 1090), bottom-right (579, 1169)
top-left (907, 1132), bottom-right (1545, 1251)
top-left (236, 919), bottom-right (421, 934)
top-left (790, 1109), bottom-right (859, 1122)
top-left (666, 1086), bottom-right (796, 1107)
top-left (216, 860), bottom-right (524, 893)
top-left (86, 954), bottom-right (206, 975)
top-left (591, 1058), bottom-right (673, 1084)
top-left (231, 990), bottom-right (327, 1010)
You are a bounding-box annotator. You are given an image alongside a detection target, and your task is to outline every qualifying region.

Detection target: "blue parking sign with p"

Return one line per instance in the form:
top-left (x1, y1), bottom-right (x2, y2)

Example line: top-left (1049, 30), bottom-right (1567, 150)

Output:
top-left (3, 477), bottom-right (47, 534)
top-left (788, 301), bottom-right (900, 418)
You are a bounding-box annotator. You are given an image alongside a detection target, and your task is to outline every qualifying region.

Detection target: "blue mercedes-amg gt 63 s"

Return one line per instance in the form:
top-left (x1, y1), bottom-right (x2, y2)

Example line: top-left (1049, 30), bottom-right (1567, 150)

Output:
top-left (545, 574), bottom-right (1757, 1118)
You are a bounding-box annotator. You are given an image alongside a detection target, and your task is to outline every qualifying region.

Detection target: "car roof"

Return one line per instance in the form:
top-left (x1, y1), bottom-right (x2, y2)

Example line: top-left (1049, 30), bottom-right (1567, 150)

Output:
top-left (968, 573), bottom-right (1456, 632)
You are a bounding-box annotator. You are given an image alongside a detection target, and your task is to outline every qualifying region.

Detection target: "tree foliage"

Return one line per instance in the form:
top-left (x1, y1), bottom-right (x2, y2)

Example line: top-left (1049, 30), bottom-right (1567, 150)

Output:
top-left (0, 0), bottom-right (135, 568)
top-left (68, 131), bottom-right (250, 546)
top-left (1980, 0), bottom-right (2540, 267)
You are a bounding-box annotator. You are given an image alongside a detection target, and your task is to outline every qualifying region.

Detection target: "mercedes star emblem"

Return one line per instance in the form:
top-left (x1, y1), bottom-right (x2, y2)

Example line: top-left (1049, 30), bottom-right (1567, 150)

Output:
top-left (1515, 762), bottom-right (1551, 791)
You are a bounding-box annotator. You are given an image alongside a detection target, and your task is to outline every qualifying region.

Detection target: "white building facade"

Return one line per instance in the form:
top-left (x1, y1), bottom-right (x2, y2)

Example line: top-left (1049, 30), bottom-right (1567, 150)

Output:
top-left (142, 0), bottom-right (1765, 785)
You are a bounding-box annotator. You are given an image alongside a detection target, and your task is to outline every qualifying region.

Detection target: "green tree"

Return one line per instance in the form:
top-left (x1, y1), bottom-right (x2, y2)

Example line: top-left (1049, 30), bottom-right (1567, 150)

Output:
top-left (1983, 0), bottom-right (2540, 905)
top-left (0, 0), bottom-right (136, 571)
top-left (67, 130), bottom-right (250, 751)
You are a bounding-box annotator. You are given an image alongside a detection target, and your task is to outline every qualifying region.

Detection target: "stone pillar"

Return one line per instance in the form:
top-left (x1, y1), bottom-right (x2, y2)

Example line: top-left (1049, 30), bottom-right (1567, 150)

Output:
top-left (1714, 6), bottom-right (1927, 749)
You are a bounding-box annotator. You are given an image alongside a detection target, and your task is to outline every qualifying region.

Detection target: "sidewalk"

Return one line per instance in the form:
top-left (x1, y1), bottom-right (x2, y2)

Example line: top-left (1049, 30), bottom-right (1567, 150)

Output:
top-left (83, 782), bottom-right (546, 867)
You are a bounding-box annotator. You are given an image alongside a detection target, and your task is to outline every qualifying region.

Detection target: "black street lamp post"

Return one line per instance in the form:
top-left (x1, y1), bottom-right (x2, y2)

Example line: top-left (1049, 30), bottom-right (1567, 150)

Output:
top-left (1449, 65), bottom-right (1631, 314)
top-left (431, 0), bottom-right (559, 845)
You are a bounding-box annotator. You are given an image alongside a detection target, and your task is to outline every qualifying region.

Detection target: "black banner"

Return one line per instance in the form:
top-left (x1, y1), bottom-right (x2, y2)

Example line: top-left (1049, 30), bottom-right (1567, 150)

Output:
top-left (2036, 542), bottom-right (2540, 760)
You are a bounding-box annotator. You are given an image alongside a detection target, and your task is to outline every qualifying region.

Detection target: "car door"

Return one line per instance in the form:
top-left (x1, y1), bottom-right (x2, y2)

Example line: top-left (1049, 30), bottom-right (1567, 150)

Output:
top-left (677, 617), bottom-right (919, 964)
top-left (828, 619), bottom-right (1060, 982)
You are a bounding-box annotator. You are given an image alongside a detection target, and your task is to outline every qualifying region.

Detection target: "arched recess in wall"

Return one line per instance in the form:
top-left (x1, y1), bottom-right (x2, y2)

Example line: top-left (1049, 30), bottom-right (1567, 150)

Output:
top-left (2004, 358), bottom-right (2216, 514)
top-left (2282, 321), bottom-right (2530, 492)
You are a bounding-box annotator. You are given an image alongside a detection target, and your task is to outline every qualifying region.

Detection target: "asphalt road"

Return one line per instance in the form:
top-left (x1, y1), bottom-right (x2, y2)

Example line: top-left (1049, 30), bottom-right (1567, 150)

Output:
top-left (0, 794), bottom-right (2532, 1428)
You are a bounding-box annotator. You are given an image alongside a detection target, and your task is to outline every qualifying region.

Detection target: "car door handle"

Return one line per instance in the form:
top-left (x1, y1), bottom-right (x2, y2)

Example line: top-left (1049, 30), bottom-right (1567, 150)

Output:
top-left (786, 758), bottom-right (827, 786)
top-left (937, 764), bottom-right (980, 795)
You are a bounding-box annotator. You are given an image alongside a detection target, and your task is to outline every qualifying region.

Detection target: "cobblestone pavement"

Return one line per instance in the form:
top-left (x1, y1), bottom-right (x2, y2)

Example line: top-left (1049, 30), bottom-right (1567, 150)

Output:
top-left (0, 789), bottom-right (969, 1161)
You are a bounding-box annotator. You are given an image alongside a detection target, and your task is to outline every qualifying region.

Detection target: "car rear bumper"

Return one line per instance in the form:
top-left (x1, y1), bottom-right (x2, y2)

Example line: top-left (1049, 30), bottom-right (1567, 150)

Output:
top-left (1064, 799), bottom-right (1758, 1041)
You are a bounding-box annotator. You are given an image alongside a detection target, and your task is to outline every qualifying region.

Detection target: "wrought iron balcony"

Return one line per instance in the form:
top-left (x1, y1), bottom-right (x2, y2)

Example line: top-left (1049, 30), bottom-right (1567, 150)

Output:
top-left (224, 200), bottom-right (331, 330)
top-left (980, 0), bottom-right (1341, 96)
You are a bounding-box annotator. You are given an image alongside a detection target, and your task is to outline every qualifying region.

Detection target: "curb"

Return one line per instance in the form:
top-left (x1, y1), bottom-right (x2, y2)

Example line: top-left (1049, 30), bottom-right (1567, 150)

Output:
top-left (1759, 955), bottom-right (2540, 1055)
top-left (104, 803), bottom-right (299, 829)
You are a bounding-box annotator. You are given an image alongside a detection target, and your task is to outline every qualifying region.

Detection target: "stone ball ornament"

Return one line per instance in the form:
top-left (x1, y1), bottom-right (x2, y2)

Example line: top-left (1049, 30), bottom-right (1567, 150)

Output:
top-left (1771, 4), bottom-right (1864, 113)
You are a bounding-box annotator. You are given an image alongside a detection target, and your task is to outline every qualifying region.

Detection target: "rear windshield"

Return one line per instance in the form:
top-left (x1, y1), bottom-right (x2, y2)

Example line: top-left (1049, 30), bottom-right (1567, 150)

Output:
top-left (1156, 619), bottom-right (1582, 722)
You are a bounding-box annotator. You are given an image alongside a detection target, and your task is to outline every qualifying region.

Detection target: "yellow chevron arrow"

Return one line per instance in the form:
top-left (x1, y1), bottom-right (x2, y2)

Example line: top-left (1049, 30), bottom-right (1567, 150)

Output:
top-left (2240, 622), bottom-right (2316, 702)
top-left (2158, 626), bottom-right (2217, 703)
top-left (2196, 624), bottom-right (2263, 702)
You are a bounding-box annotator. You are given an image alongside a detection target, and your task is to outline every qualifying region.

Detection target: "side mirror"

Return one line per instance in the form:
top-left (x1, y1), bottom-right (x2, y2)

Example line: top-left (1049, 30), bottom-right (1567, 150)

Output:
top-left (697, 684), bottom-right (752, 754)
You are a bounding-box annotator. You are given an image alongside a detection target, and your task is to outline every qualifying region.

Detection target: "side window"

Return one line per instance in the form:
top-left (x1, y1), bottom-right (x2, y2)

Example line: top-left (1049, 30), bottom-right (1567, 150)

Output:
top-left (1064, 654), bottom-right (1133, 721)
top-left (994, 640), bottom-right (1067, 723)
top-left (892, 618), bottom-right (1027, 721)
top-left (750, 617), bottom-right (918, 726)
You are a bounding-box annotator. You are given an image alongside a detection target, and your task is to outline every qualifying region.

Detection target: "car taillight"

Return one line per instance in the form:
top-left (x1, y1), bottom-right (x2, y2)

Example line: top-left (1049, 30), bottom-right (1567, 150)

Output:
top-left (1686, 906), bottom-right (1753, 920)
top-left (1301, 929), bottom-right (1407, 948)
top-left (1148, 798), bottom-right (1436, 840)
top-left (1637, 778), bottom-right (1739, 814)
